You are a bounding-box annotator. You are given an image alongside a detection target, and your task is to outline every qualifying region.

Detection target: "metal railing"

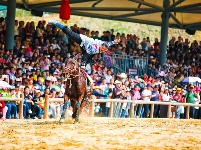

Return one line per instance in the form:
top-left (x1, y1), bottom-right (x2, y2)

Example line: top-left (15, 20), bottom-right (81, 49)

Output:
top-left (103, 53), bottom-right (149, 76)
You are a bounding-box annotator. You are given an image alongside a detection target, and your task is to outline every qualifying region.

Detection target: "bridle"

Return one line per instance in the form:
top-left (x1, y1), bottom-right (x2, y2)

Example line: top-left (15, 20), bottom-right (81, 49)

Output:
top-left (64, 57), bottom-right (81, 88)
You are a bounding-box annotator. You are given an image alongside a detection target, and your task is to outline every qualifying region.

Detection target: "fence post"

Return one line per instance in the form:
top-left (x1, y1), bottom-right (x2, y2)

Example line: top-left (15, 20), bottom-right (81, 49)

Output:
top-left (130, 102), bottom-right (134, 118)
top-left (89, 100), bottom-right (94, 117)
top-left (19, 94), bottom-right (24, 119)
top-left (186, 106), bottom-right (190, 119)
top-left (167, 104), bottom-right (171, 118)
top-left (150, 104), bottom-right (154, 118)
top-left (44, 94), bottom-right (49, 119)
top-left (109, 101), bottom-right (114, 117)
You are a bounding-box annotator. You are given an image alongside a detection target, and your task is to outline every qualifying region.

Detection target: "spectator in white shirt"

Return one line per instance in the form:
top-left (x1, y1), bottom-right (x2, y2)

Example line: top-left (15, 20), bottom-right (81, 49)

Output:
top-left (51, 39), bottom-right (61, 50)
top-left (104, 70), bottom-right (113, 84)
top-left (162, 88), bottom-right (171, 101)
top-left (141, 84), bottom-right (152, 118)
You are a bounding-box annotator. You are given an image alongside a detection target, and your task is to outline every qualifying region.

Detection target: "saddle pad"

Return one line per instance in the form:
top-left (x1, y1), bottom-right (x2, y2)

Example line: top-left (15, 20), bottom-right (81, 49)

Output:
top-left (80, 69), bottom-right (87, 79)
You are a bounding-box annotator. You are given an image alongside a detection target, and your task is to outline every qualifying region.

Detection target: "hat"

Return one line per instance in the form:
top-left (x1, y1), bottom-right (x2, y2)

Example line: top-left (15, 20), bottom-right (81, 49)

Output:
top-left (46, 77), bottom-right (51, 81)
top-left (36, 90), bottom-right (41, 93)
top-left (190, 85), bottom-right (194, 88)
top-left (14, 83), bottom-right (20, 87)
top-left (177, 88), bottom-right (181, 91)
top-left (120, 73), bottom-right (127, 79)
top-left (51, 88), bottom-right (56, 91)
top-left (173, 88), bottom-right (176, 91)
top-left (93, 86), bottom-right (101, 89)
top-left (161, 81), bottom-right (165, 84)
top-left (165, 87), bottom-right (169, 90)
top-left (16, 78), bottom-right (22, 82)
top-left (147, 84), bottom-right (152, 87)
top-left (150, 56), bottom-right (154, 59)
top-left (114, 80), bottom-right (121, 84)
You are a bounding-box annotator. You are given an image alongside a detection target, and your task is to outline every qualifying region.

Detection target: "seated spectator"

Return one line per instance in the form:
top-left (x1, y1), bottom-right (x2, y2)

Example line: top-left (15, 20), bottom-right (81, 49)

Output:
top-left (32, 90), bottom-right (43, 119)
top-left (0, 88), bottom-right (18, 119)
top-left (23, 86), bottom-right (33, 119)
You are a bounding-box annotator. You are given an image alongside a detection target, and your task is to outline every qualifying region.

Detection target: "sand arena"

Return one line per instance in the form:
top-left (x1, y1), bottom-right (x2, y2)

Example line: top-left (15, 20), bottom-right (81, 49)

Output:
top-left (0, 117), bottom-right (201, 150)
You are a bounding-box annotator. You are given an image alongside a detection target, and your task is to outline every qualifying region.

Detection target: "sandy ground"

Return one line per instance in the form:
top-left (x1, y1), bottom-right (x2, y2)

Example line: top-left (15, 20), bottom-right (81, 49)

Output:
top-left (0, 117), bottom-right (201, 150)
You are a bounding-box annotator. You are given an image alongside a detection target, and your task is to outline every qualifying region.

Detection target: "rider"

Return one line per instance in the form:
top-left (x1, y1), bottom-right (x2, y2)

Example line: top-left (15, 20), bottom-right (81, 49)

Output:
top-left (49, 20), bottom-right (119, 68)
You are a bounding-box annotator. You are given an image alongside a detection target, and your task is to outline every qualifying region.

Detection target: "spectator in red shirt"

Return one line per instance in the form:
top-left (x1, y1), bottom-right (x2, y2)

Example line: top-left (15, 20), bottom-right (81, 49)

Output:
top-left (0, 101), bottom-right (7, 120)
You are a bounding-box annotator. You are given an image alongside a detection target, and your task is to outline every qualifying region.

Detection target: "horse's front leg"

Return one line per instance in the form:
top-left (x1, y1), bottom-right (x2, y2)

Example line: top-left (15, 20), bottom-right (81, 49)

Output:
top-left (60, 94), bottom-right (68, 123)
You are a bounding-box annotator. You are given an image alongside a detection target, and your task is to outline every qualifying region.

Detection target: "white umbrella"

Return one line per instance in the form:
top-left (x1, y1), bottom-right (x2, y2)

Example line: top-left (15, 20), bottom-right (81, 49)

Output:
top-left (192, 77), bottom-right (201, 83)
top-left (181, 77), bottom-right (199, 83)
top-left (0, 81), bottom-right (12, 88)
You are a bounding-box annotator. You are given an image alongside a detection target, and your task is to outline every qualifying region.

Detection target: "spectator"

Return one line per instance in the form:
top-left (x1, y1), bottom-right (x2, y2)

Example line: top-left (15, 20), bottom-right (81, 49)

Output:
top-left (0, 101), bottom-right (7, 120)
top-left (184, 85), bottom-right (199, 119)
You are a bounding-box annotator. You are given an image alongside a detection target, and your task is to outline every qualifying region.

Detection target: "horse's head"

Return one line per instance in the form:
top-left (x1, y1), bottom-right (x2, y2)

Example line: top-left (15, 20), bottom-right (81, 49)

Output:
top-left (64, 57), bottom-right (80, 77)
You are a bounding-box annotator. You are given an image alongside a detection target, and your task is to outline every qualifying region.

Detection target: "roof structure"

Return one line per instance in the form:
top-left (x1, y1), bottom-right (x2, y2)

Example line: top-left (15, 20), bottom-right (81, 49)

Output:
top-left (0, 0), bottom-right (201, 30)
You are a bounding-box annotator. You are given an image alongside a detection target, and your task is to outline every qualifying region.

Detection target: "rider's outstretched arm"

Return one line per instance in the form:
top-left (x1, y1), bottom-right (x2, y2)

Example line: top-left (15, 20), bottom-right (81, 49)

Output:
top-left (49, 20), bottom-right (82, 45)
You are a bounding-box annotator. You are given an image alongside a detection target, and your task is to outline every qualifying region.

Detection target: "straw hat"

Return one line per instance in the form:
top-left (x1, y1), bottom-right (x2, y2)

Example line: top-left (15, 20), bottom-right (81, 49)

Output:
top-left (120, 73), bottom-right (127, 79)
top-left (114, 80), bottom-right (121, 84)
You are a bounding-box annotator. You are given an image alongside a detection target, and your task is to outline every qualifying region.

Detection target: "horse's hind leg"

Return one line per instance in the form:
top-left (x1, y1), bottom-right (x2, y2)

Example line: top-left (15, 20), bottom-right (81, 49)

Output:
top-left (60, 94), bottom-right (68, 123)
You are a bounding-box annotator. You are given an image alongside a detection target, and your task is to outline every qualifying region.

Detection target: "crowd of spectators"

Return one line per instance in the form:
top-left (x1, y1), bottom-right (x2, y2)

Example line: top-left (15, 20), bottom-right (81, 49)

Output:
top-left (0, 17), bottom-right (200, 120)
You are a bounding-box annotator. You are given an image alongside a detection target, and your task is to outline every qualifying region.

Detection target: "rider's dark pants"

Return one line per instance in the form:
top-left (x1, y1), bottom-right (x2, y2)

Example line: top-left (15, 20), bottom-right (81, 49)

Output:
top-left (62, 27), bottom-right (89, 64)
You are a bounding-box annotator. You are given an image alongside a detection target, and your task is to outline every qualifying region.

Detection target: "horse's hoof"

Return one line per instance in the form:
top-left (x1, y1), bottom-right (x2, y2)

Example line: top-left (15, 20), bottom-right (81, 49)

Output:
top-left (72, 113), bottom-right (76, 119)
top-left (74, 121), bottom-right (78, 124)
top-left (59, 118), bottom-right (65, 123)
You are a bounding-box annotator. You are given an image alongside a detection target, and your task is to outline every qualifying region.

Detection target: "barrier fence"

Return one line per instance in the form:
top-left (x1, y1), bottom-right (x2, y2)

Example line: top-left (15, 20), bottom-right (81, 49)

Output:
top-left (0, 95), bottom-right (24, 119)
top-left (1, 96), bottom-right (201, 120)
top-left (88, 99), bottom-right (201, 119)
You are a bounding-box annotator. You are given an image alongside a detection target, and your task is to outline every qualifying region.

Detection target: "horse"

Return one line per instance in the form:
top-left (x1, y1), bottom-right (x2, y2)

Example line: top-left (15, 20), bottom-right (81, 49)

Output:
top-left (60, 57), bottom-right (91, 123)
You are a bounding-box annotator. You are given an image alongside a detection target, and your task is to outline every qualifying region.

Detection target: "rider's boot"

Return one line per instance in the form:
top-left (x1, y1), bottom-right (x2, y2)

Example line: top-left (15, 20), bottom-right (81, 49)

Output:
top-left (80, 61), bottom-right (86, 69)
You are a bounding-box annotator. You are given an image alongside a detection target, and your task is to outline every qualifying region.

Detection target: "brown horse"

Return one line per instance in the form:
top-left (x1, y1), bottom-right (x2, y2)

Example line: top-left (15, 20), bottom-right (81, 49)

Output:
top-left (60, 57), bottom-right (91, 123)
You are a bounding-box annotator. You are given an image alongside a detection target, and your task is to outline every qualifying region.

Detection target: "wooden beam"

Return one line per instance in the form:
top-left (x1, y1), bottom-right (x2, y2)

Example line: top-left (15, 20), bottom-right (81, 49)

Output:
top-left (129, 0), bottom-right (164, 11)
top-left (171, 3), bottom-right (201, 11)
top-left (29, 0), bottom-right (97, 9)
top-left (41, 7), bottom-right (158, 12)
top-left (21, 0), bottom-right (29, 10)
top-left (135, 0), bottom-right (144, 12)
top-left (167, 0), bottom-right (185, 10)
top-left (113, 10), bottom-right (158, 19)
top-left (91, 0), bottom-right (103, 7)
top-left (170, 13), bottom-right (183, 28)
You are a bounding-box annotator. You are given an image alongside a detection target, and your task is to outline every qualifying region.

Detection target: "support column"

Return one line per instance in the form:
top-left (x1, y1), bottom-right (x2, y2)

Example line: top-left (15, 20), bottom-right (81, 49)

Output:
top-left (159, 0), bottom-right (170, 66)
top-left (5, 0), bottom-right (16, 50)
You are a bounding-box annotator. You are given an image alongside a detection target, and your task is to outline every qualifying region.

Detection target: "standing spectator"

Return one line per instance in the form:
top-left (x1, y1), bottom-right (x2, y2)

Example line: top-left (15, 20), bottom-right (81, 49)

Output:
top-left (0, 101), bottom-right (7, 120)
top-left (184, 85), bottom-right (198, 119)
top-left (151, 85), bottom-right (159, 118)
top-left (141, 84), bottom-right (152, 118)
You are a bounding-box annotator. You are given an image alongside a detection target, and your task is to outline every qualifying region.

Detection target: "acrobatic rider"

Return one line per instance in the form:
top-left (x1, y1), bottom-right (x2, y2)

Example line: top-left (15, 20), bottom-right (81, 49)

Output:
top-left (49, 20), bottom-right (119, 67)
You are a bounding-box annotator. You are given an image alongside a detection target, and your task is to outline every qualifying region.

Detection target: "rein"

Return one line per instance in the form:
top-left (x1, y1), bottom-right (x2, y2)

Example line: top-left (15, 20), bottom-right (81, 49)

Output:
top-left (65, 67), bottom-right (80, 88)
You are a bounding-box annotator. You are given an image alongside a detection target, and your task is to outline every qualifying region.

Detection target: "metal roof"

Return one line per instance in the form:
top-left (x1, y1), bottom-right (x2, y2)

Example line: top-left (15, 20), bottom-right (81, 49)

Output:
top-left (1, 0), bottom-right (201, 30)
